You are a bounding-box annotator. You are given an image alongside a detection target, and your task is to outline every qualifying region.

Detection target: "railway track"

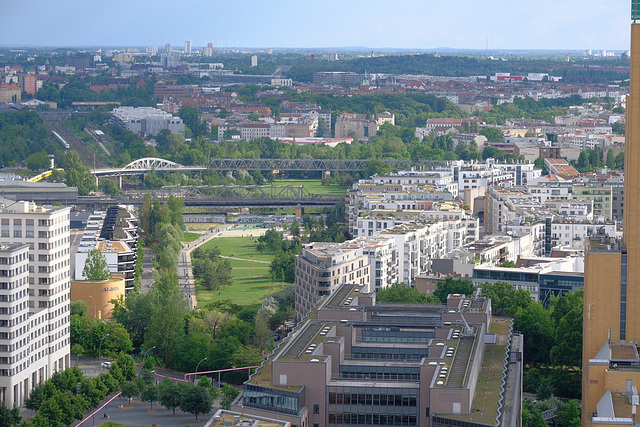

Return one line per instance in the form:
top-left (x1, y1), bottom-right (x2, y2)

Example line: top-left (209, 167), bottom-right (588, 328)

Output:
top-left (40, 113), bottom-right (106, 169)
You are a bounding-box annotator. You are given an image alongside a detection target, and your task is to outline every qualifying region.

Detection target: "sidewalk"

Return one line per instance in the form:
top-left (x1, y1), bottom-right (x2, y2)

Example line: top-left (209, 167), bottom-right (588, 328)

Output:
top-left (180, 225), bottom-right (233, 309)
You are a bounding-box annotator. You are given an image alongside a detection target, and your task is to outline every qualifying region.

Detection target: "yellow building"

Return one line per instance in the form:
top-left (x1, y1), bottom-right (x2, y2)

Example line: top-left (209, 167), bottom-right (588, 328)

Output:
top-left (70, 276), bottom-right (125, 319)
top-left (582, 11), bottom-right (640, 425)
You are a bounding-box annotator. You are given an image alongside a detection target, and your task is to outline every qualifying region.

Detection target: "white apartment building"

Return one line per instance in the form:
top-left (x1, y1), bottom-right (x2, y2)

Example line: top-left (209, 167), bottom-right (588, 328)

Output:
top-left (544, 200), bottom-right (594, 221)
top-left (294, 243), bottom-right (370, 319)
top-left (550, 220), bottom-right (617, 250)
top-left (350, 237), bottom-right (399, 291)
top-left (370, 171), bottom-right (457, 196)
top-left (0, 201), bottom-right (71, 408)
top-left (0, 243), bottom-right (30, 407)
top-left (378, 221), bottom-right (448, 285)
top-left (528, 185), bottom-right (572, 204)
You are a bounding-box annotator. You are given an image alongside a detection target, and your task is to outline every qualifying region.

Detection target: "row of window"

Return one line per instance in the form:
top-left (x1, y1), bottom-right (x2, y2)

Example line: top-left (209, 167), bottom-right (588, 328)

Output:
top-left (327, 413), bottom-right (417, 426)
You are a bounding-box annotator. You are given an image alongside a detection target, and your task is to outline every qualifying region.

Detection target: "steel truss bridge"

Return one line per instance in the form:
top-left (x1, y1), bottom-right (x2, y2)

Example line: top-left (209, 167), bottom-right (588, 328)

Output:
top-left (92, 157), bottom-right (447, 177)
top-left (207, 158), bottom-right (446, 171)
top-left (77, 185), bottom-right (342, 208)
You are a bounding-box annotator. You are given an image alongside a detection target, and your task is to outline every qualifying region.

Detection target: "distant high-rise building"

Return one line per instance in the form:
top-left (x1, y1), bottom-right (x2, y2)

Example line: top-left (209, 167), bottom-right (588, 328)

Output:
top-left (146, 46), bottom-right (158, 56)
top-left (160, 51), bottom-right (181, 69)
top-left (165, 43), bottom-right (172, 53)
top-left (203, 43), bottom-right (213, 57)
top-left (19, 74), bottom-right (37, 96)
top-left (251, 55), bottom-right (258, 67)
top-left (184, 40), bottom-right (191, 55)
top-left (66, 55), bottom-right (90, 70)
top-left (582, 3), bottom-right (640, 424)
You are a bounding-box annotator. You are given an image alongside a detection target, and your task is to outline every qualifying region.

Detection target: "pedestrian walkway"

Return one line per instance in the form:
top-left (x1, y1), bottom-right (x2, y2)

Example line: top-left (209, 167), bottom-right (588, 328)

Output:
top-left (180, 225), bottom-right (233, 309)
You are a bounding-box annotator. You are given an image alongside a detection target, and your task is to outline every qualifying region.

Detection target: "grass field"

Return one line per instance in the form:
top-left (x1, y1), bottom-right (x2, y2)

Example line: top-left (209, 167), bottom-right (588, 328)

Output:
top-left (195, 237), bottom-right (287, 308)
top-left (274, 179), bottom-right (349, 195)
top-left (182, 232), bottom-right (200, 242)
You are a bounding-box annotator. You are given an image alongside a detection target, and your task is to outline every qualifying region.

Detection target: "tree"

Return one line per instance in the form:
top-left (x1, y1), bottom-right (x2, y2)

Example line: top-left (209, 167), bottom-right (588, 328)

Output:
top-left (0, 403), bottom-right (21, 426)
top-left (220, 384), bottom-right (240, 410)
top-left (158, 378), bottom-right (183, 415)
top-left (536, 375), bottom-right (555, 400)
top-left (433, 276), bottom-right (475, 303)
top-left (514, 302), bottom-right (555, 365)
top-left (116, 352), bottom-right (137, 381)
top-left (70, 300), bottom-right (89, 317)
top-left (120, 380), bottom-right (140, 405)
top-left (82, 249), bottom-right (110, 281)
top-left (377, 283), bottom-right (431, 303)
top-left (37, 396), bottom-right (65, 427)
top-left (230, 346), bottom-right (264, 382)
top-left (100, 179), bottom-right (120, 195)
top-left (479, 127), bottom-right (503, 142)
top-left (141, 383), bottom-right (160, 410)
top-left (561, 400), bottom-right (581, 427)
top-left (181, 384), bottom-right (213, 421)
top-left (550, 292), bottom-right (583, 367)
top-left (481, 281), bottom-right (533, 317)
top-left (25, 151), bottom-right (50, 171)
top-left (24, 382), bottom-right (56, 411)
top-left (290, 219), bottom-right (300, 237)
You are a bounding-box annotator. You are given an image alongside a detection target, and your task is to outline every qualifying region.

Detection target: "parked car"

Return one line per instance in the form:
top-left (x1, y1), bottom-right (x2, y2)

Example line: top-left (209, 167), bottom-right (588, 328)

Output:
top-left (101, 361), bottom-right (112, 368)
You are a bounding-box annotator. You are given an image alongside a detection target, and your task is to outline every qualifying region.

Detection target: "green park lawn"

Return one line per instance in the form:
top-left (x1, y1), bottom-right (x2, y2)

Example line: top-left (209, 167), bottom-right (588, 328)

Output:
top-left (182, 232), bottom-right (200, 243)
top-left (195, 237), bottom-right (287, 308)
top-left (274, 179), bottom-right (349, 195)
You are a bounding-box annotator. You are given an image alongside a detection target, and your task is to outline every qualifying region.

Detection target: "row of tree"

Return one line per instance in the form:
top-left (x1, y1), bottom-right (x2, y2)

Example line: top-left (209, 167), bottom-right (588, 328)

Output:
top-left (15, 354), bottom-right (136, 427)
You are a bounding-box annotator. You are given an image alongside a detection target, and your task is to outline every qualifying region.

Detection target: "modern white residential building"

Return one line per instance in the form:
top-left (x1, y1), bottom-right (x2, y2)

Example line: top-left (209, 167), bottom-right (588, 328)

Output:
top-left (74, 207), bottom-right (138, 291)
top-left (295, 242), bottom-right (370, 319)
top-left (0, 201), bottom-right (71, 408)
top-left (350, 237), bottom-right (399, 291)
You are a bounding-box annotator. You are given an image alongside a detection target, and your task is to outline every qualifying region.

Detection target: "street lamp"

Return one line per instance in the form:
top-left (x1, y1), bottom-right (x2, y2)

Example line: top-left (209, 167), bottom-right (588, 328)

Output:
top-left (99, 333), bottom-right (110, 367)
top-left (88, 296), bottom-right (97, 319)
top-left (194, 357), bottom-right (208, 383)
top-left (142, 345), bottom-right (156, 368)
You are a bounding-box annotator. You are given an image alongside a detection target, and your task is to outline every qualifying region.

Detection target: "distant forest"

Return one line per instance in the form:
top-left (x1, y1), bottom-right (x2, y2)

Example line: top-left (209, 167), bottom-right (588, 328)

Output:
top-left (279, 54), bottom-right (629, 84)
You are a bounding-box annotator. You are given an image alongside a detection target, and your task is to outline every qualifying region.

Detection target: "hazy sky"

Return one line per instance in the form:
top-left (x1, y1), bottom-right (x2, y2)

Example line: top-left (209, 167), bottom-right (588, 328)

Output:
top-left (0, 0), bottom-right (632, 50)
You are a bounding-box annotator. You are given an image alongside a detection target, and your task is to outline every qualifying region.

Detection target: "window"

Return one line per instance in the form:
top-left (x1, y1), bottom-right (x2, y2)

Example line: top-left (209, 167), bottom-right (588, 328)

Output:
top-left (313, 404), bottom-right (319, 414)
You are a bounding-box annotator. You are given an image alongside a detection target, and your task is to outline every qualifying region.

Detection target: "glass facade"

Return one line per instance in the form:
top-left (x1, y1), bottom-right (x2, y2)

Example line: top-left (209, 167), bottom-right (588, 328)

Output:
top-left (338, 365), bottom-right (420, 381)
top-left (362, 328), bottom-right (435, 343)
top-left (327, 385), bottom-right (419, 426)
top-left (351, 346), bottom-right (429, 361)
top-left (243, 384), bottom-right (304, 415)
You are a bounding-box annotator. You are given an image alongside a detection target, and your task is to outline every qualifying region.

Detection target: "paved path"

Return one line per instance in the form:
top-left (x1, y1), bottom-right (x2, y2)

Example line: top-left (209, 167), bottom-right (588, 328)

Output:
top-left (180, 225), bottom-right (233, 309)
top-left (219, 255), bottom-right (270, 263)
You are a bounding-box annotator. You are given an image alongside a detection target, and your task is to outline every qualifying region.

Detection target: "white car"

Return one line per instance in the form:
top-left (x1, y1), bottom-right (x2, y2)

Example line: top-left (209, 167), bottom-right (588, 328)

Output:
top-left (101, 361), bottom-right (112, 368)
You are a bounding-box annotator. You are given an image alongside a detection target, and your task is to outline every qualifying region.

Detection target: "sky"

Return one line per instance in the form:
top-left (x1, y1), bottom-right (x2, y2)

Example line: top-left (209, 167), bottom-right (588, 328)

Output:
top-left (0, 0), bottom-right (632, 50)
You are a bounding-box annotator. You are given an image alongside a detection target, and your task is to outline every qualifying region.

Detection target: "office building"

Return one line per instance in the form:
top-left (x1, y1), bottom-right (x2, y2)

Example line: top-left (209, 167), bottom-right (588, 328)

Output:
top-left (110, 106), bottom-right (185, 137)
top-left (184, 40), bottom-right (191, 55)
top-left (0, 201), bottom-right (71, 408)
top-left (582, 7), bottom-right (640, 424)
top-left (232, 284), bottom-right (523, 427)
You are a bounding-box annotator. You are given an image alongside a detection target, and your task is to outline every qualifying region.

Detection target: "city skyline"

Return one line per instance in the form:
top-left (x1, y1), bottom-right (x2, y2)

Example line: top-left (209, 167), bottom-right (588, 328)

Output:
top-left (0, 0), bottom-right (631, 51)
